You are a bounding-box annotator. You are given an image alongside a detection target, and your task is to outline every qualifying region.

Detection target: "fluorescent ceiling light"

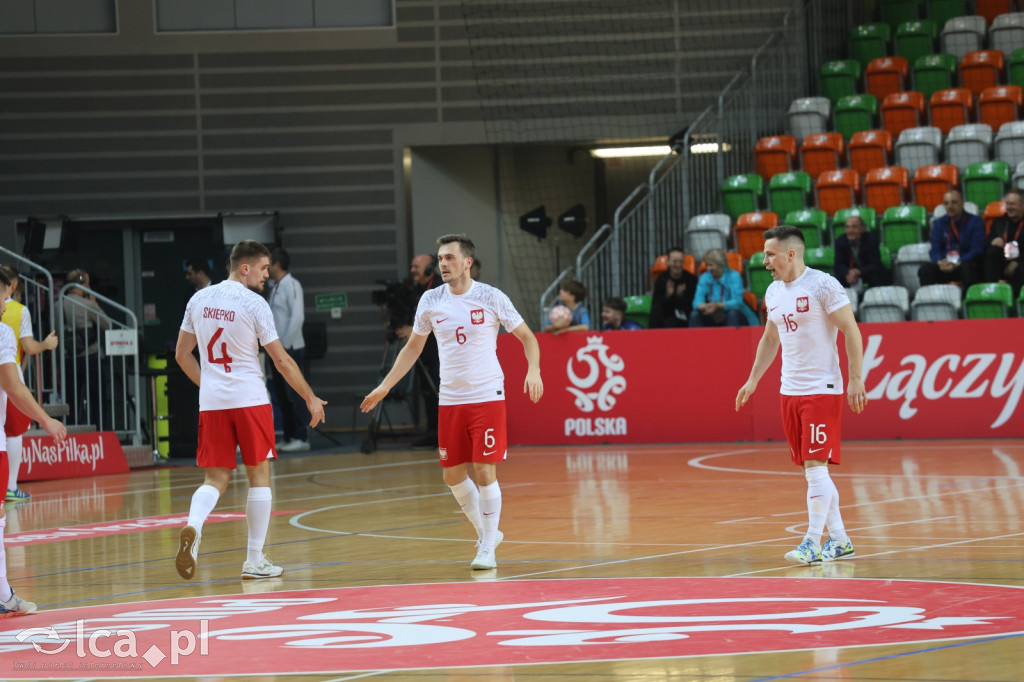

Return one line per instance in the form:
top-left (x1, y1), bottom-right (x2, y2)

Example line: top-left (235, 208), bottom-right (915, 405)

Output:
top-left (690, 142), bottom-right (733, 154)
top-left (590, 145), bottom-right (671, 158)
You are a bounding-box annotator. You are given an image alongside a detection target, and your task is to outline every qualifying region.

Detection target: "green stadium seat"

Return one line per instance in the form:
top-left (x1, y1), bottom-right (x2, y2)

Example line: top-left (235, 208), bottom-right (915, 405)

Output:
top-left (851, 24), bottom-right (893, 70)
top-left (747, 252), bottom-right (773, 299)
top-left (784, 208), bottom-right (828, 248)
top-left (1018, 285), bottom-right (1024, 315)
top-left (622, 294), bottom-right (652, 329)
top-left (820, 60), bottom-right (862, 105)
top-left (835, 94), bottom-right (879, 140)
top-left (831, 206), bottom-right (878, 242)
top-left (926, 0), bottom-right (969, 31)
top-left (1009, 48), bottom-right (1024, 89)
top-left (879, 243), bottom-right (893, 271)
top-left (895, 20), bottom-right (939, 66)
top-left (912, 53), bottom-right (958, 99)
top-left (881, 204), bottom-right (929, 253)
top-left (768, 172), bottom-right (812, 218)
top-left (962, 160), bottom-right (1011, 208)
top-left (721, 174), bottom-right (764, 222)
top-left (805, 246), bottom-right (836, 273)
top-left (883, 0), bottom-right (924, 31)
top-left (964, 282), bottom-right (1013, 318)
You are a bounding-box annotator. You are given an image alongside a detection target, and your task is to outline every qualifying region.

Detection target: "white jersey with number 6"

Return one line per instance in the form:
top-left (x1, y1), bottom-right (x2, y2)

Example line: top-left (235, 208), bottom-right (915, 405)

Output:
top-left (765, 266), bottom-right (850, 396)
top-left (413, 281), bottom-right (524, 406)
top-left (181, 280), bottom-right (278, 411)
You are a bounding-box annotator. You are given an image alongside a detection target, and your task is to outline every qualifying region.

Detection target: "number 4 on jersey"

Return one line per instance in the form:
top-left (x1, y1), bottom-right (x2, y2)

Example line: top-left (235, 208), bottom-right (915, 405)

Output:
top-left (207, 327), bottom-right (233, 373)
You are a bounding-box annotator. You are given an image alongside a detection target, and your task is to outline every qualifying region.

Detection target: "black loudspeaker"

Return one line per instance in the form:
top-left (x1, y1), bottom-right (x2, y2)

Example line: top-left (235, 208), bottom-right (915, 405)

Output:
top-left (166, 369), bottom-right (200, 459)
top-left (519, 206), bottom-right (551, 240)
top-left (558, 204), bottom-right (588, 237)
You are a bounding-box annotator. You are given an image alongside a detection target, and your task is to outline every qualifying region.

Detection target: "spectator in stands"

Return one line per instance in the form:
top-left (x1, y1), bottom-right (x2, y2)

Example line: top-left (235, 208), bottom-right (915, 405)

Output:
top-left (919, 190), bottom-right (985, 291)
top-left (62, 268), bottom-right (113, 430)
top-left (984, 189), bottom-right (1024, 300)
top-left (833, 214), bottom-right (889, 295)
top-left (545, 280), bottom-right (590, 336)
top-left (690, 249), bottom-right (757, 327)
top-left (185, 259), bottom-right (212, 292)
top-left (600, 297), bottom-right (643, 331)
top-left (648, 246), bottom-right (698, 328)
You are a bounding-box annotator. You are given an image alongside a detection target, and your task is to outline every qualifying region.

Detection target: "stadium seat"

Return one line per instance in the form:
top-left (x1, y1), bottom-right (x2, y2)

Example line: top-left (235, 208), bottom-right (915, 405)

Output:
top-left (747, 252), bottom-right (773, 299)
top-left (927, 0), bottom-right (969, 30)
top-left (959, 50), bottom-right (1005, 97)
top-left (883, 0), bottom-right (923, 30)
top-left (882, 204), bottom-right (930, 252)
top-left (940, 15), bottom-right (987, 60)
top-left (975, 0), bottom-right (1015, 25)
top-left (977, 85), bottom-right (1024, 130)
top-left (945, 123), bottom-right (993, 171)
top-left (820, 61), bottom-right (863, 105)
top-left (848, 129), bottom-right (894, 176)
top-left (894, 125), bottom-right (943, 174)
top-left (784, 208), bottom-right (828, 248)
top-left (698, 252), bottom-right (745, 276)
top-left (911, 283), bottom-right (963, 319)
top-left (928, 88), bottom-right (973, 134)
top-left (721, 175), bottom-right (764, 221)
top-left (815, 170), bottom-right (860, 216)
top-left (1018, 285), bottom-right (1024, 315)
top-left (912, 53), bottom-right (958, 98)
top-left (913, 163), bottom-right (960, 211)
top-left (768, 171), bottom-right (812, 218)
top-left (895, 242), bottom-right (932, 294)
top-left (866, 56), bottom-right (910, 100)
top-left (990, 13), bottom-right (1024, 54)
top-left (964, 281), bottom-right (1013, 317)
top-left (685, 213), bottom-right (732, 257)
top-left (734, 212), bottom-right (779, 259)
top-left (963, 160), bottom-right (1011, 207)
top-left (860, 285), bottom-right (911, 321)
top-left (799, 132), bottom-right (845, 180)
top-left (1009, 48), bottom-right (1024, 88)
top-left (994, 120), bottom-right (1024, 170)
top-left (804, 246), bottom-right (835, 273)
top-left (851, 24), bottom-right (893, 70)
top-left (896, 20), bottom-right (939, 65)
top-left (754, 135), bottom-right (798, 182)
top-left (835, 94), bottom-right (879, 141)
top-left (788, 97), bottom-right (832, 140)
top-left (622, 294), bottom-right (652, 329)
top-left (864, 166), bottom-right (911, 213)
top-left (1014, 159), bottom-right (1024, 188)
top-left (832, 206), bottom-right (879, 241)
top-left (882, 91), bottom-right (927, 136)
top-left (983, 199), bottom-right (1006, 232)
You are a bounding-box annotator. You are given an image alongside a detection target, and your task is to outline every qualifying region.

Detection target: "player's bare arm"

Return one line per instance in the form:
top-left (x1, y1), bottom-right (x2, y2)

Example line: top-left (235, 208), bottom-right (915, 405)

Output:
top-left (512, 321), bottom-right (543, 403)
top-left (0, 362), bottom-right (66, 443)
top-left (830, 304), bottom-right (867, 414)
top-left (735, 320), bottom-right (781, 411)
top-left (174, 330), bottom-right (202, 387)
top-left (20, 330), bottom-right (59, 355)
top-left (265, 339), bottom-right (327, 427)
top-left (360, 332), bottom-right (429, 413)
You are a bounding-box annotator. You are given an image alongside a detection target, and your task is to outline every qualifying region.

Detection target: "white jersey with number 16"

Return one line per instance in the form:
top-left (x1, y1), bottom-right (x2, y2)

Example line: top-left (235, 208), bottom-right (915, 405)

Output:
top-left (181, 280), bottom-right (278, 412)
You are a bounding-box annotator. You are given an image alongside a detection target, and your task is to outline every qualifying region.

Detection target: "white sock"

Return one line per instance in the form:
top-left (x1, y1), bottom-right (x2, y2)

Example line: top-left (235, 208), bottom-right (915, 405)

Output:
top-left (478, 481), bottom-right (501, 550)
top-left (824, 474), bottom-right (849, 543)
top-left (7, 436), bottom-right (22, 491)
top-left (187, 484), bottom-right (220, 533)
top-left (246, 487), bottom-right (272, 564)
top-left (448, 478), bottom-right (482, 538)
top-left (0, 518), bottom-right (11, 601)
top-left (804, 466), bottom-right (833, 546)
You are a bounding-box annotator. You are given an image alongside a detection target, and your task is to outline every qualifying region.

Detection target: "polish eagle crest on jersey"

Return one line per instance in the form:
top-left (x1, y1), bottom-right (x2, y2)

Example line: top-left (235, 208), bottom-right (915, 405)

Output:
top-left (470, 309), bottom-right (485, 325)
top-left (796, 296), bottom-right (809, 313)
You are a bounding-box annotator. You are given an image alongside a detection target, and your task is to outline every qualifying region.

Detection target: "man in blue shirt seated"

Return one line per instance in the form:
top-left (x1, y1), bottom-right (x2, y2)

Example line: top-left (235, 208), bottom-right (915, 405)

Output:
top-left (690, 249), bottom-right (759, 327)
top-left (600, 297), bottom-right (643, 331)
top-left (919, 189), bottom-right (986, 291)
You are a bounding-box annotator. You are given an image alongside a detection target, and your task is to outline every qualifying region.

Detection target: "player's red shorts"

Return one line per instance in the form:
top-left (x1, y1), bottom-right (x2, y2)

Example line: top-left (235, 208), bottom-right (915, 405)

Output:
top-left (4, 400), bottom-right (32, 438)
top-left (781, 394), bottom-right (843, 466)
top-left (0, 451), bottom-right (8, 510)
top-left (437, 401), bottom-right (508, 467)
top-left (196, 404), bottom-right (276, 469)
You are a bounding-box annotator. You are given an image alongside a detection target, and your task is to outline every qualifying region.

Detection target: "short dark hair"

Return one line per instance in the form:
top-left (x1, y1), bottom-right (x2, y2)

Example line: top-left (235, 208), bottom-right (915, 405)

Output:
top-left (763, 225), bottom-right (805, 244)
top-left (270, 247), bottom-right (290, 271)
top-left (602, 297), bottom-right (627, 313)
top-left (0, 267), bottom-right (11, 289)
top-left (667, 245), bottom-right (685, 257)
top-left (437, 233), bottom-right (476, 261)
top-left (229, 240), bottom-right (271, 272)
top-left (560, 279), bottom-right (587, 302)
top-left (186, 258), bottom-right (212, 277)
top-left (0, 264), bottom-right (18, 284)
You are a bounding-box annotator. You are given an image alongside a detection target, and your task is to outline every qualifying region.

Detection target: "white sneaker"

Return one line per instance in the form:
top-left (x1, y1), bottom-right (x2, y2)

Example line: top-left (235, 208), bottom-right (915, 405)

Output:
top-left (279, 439), bottom-right (310, 452)
top-left (241, 554), bottom-right (283, 579)
top-left (0, 590), bottom-right (36, 616)
top-left (175, 526), bottom-right (201, 580)
top-left (471, 545), bottom-right (496, 570)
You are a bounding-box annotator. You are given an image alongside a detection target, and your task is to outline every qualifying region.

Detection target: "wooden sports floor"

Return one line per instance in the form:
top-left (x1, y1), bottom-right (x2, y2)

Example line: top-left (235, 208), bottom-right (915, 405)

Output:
top-left (2, 439), bottom-right (1022, 681)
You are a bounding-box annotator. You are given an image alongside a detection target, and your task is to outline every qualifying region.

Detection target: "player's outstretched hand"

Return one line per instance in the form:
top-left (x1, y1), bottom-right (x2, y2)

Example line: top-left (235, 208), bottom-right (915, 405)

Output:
top-left (523, 369), bottom-right (543, 403)
top-left (43, 417), bottom-right (67, 444)
top-left (360, 386), bottom-right (388, 413)
top-left (306, 396), bottom-right (328, 427)
top-left (735, 381), bottom-right (756, 412)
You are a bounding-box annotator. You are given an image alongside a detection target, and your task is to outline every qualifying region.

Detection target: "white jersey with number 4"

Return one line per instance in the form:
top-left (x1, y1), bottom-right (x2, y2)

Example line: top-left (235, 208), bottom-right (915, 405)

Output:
top-left (765, 266), bottom-right (850, 396)
top-left (181, 279), bottom-right (278, 412)
top-left (413, 281), bottom-right (525, 406)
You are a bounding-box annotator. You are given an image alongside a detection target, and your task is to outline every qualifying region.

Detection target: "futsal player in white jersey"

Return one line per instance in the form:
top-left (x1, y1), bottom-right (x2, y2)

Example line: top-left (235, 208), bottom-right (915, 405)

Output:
top-left (735, 225), bottom-right (867, 565)
top-left (0, 269), bottom-right (68, 616)
top-left (361, 234), bottom-right (543, 570)
top-left (175, 240), bottom-right (326, 581)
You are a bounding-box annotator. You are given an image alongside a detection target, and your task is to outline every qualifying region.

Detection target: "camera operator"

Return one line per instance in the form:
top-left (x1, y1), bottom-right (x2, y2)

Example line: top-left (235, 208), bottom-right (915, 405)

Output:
top-left (985, 189), bottom-right (1024, 300)
top-left (394, 254), bottom-right (441, 448)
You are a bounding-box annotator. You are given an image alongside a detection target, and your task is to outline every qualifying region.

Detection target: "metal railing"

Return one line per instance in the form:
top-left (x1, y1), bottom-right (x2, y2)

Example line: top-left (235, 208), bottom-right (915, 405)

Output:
top-left (539, 0), bottom-right (856, 319)
top-left (58, 284), bottom-right (142, 445)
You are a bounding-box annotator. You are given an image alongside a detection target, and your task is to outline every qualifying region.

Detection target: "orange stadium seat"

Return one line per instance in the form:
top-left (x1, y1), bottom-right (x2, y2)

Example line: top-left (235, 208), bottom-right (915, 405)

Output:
top-left (983, 199), bottom-right (1006, 233)
top-left (881, 91), bottom-right (926, 137)
top-left (754, 135), bottom-right (799, 182)
top-left (864, 166), bottom-right (910, 213)
top-left (815, 169), bottom-right (861, 216)
top-left (959, 50), bottom-right (1005, 97)
top-left (913, 163), bottom-right (960, 211)
top-left (799, 132), bottom-right (845, 180)
top-left (978, 85), bottom-right (1024, 130)
top-left (866, 56), bottom-right (910, 100)
top-left (928, 88), bottom-right (973, 134)
top-left (848, 129), bottom-right (894, 175)
top-left (975, 0), bottom-right (1015, 25)
top-left (734, 212), bottom-right (779, 260)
